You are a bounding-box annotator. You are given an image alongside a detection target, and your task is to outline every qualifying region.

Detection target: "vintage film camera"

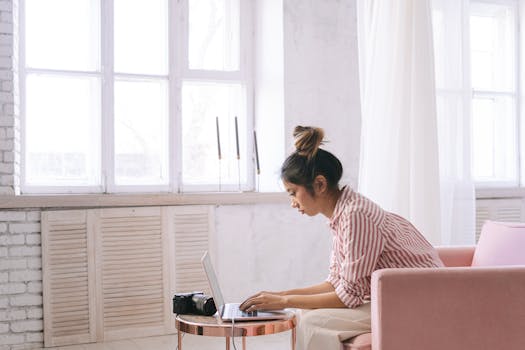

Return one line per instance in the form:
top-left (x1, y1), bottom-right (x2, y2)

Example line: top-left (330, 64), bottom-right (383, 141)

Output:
top-left (172, 291), bottom-right (217, 316)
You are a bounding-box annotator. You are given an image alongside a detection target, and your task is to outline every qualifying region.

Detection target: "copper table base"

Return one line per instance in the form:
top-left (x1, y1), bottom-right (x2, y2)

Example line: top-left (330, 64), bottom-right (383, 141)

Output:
top-left (175, 312), bottom-right (297, 350)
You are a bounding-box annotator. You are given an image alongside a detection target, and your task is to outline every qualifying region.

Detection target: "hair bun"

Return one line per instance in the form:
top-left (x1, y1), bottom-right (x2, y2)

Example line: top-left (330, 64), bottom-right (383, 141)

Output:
top-left (293, 126), bottom-right (324, 159)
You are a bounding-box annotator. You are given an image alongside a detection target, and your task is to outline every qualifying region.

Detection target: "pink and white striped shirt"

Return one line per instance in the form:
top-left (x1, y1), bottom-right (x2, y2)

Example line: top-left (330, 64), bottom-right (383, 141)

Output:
top-left (326, 186), bottom-right (443, 308)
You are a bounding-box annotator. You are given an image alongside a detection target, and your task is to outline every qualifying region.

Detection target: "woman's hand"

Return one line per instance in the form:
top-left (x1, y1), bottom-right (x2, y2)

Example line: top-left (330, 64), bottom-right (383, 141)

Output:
top-left (239, 291), bottom-right (287, 312)
top-left (239, 283), bottom-right (344, 310)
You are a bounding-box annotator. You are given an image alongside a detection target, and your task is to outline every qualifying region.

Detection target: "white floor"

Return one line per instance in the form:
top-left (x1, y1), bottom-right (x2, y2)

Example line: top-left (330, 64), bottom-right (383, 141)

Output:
top-left (45, 331), bottom-right (293, 350)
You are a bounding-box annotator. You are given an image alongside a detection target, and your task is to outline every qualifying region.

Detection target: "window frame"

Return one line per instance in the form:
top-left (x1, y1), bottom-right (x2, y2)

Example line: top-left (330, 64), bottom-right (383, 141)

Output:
top-left (469, 0), bottom-right (521, 188)
top-left (19, 0), bottom-right (254, 194)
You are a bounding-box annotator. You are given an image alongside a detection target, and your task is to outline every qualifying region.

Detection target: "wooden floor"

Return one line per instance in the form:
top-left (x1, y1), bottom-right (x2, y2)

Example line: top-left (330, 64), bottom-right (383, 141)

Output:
top-left (45, 331), bottom-right (293, 350)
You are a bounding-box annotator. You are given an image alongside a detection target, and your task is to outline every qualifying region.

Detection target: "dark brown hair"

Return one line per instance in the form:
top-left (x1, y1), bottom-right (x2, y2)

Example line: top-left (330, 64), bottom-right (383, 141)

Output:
top-left (281, 126), bottom-right (343, 194)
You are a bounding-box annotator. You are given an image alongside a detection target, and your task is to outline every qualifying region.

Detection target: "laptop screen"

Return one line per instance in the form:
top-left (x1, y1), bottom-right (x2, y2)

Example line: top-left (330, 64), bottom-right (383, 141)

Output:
top-left (201, 251), bottom-right (226, 313)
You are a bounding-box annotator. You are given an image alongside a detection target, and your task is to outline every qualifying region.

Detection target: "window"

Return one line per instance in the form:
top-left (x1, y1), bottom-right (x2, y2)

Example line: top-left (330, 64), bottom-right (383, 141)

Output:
top-left (470, 2), bottom-right (518, 185)
top-left (21, 0), bottom-right (253, 193)
top-left (432, 0), bottom-right (521, 188)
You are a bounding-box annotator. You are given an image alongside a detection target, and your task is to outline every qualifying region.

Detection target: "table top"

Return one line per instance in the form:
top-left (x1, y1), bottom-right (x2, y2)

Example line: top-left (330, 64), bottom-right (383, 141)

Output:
top-left (175, 311), bottom-right (297, 337)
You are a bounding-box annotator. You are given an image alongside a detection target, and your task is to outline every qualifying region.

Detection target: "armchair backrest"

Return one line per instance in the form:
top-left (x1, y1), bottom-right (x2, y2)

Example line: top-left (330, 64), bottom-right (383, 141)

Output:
top-left (436, 246), bottom-right (475, 267)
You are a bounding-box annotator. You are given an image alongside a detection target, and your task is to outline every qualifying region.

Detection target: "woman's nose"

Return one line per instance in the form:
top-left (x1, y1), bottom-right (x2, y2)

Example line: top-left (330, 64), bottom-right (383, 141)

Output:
top-left (291, 200), bottom-right (298, 208)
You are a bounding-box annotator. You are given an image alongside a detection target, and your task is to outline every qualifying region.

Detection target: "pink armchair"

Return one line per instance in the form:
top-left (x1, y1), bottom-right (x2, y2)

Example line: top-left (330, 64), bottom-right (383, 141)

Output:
top-left (343, 245), bottom-right (525, 350)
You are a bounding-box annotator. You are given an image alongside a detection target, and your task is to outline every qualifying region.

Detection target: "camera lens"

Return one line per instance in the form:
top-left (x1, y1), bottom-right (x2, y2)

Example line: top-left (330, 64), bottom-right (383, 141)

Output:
top-left (192, 294), bottom-right (217, 316)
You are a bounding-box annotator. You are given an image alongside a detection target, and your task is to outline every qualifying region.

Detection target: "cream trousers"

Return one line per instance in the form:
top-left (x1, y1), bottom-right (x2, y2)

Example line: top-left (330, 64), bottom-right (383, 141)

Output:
top-left (295, 303), bottom-right (371, 350)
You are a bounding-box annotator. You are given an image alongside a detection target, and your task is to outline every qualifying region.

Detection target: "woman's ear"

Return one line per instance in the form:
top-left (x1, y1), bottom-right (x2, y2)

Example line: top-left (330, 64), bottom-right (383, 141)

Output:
top-left (313, 175), bottom-right (328, 194)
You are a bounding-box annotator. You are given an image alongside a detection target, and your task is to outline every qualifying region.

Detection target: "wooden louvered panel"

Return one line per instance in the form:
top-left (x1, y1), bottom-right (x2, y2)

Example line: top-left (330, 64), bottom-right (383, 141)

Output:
top-left (97, 207), bottom-right (168, 340)
top-left (42, 210), bottom-right (96, 347)
top-left (43, 205), bottom-right (207, 344)
top-left (171, 206), bottom-right (213, 294)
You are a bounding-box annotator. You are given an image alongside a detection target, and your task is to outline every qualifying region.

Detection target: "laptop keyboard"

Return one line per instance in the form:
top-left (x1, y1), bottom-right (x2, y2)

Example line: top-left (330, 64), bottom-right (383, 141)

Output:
top-left (224, 303), bottom-right (259, 319)
top-left (234, 309), bottom-right (258, 318)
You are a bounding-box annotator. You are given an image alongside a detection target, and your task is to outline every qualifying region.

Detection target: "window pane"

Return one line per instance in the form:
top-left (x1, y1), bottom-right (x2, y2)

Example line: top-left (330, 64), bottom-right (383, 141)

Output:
top-left (25, 0), bottom-right (99, 71)
top-left (181, 82), bottom-right (246, 187)
top-left (470, 3), bottom-right (515, 91)
top-left (114, 79), bottom-right (169, 185)
top-left (114, 0), bottom-right (168, 75)
top-left (472, 96), bottom-right (517, 183)
top-left (188, 0), bottom-right (240, 71)
top-left (25, 74), bottom-right (101, 186)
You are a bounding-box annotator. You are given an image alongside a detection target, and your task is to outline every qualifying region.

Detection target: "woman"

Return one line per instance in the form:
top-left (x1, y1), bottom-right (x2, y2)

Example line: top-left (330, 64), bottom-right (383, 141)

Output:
top-left (239, 126), bottom-right (443, 350)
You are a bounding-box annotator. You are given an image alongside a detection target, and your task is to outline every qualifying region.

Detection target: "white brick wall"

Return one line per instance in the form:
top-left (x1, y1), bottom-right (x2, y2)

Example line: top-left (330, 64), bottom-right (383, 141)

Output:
top-left (0, 0), bottom-right (17, 197)
top-left (0, 3), bottom-right (37, 340)
top-left (2, 3), bottom-right (55, 344)
top-left (0, 0), bottom-right (54, 344)
top-left (0, 210), bottom-right (43, 350)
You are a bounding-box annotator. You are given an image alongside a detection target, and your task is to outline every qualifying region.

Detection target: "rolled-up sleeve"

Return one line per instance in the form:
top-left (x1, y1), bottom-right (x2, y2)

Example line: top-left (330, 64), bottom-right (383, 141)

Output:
top-left (332, 211), bottom-right (384, 308)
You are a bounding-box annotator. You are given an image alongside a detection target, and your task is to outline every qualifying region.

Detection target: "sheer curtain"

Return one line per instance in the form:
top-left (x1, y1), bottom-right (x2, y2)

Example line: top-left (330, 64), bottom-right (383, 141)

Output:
top-left (357, 0), bottom-right (441, 244)
top-left (431, 0), bottom-right (476, 245)
top-left (357, 0), bottom-right (475, 245)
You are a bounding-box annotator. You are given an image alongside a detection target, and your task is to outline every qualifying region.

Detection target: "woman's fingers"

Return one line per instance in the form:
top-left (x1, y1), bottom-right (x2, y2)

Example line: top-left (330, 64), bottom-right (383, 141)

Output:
top-left (240, 291), bottom-right (279, 310)
top-left (240, 296), bottom-right (262, 311)
top-left (242, 293), bottom-right (285, 311)
top-left (239, 292), bottom-right (262, 310)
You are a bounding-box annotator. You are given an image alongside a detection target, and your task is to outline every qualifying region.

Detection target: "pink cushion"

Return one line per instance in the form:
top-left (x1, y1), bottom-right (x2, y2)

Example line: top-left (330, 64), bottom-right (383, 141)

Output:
top-left (342, 333), bottom-right (371, 350)
top-left (472, 220), bottom-right (525, 266)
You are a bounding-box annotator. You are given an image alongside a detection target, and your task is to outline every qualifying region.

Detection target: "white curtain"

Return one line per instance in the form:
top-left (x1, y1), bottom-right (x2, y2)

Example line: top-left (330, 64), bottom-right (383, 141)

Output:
top-left (431, 0), bottom-right (476, 245)
top-left (357, 0), bottom-right (475, 245)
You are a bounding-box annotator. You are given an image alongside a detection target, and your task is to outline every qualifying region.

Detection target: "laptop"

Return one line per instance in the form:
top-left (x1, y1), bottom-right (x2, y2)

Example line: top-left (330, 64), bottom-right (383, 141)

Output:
top-left (201, 251), bottom-right (289, 322)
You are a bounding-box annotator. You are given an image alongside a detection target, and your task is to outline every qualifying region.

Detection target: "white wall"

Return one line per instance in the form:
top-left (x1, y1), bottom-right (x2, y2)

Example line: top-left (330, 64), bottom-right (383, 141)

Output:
top-left (213, 203), bottom-right (330, 301)
top-left (284, 0), bottom-right (361, 188)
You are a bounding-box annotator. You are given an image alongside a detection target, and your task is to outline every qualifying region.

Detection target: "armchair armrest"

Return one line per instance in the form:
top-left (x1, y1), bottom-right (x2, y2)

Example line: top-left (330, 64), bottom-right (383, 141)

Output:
top-left (371, 266), bottom-right (525, 350)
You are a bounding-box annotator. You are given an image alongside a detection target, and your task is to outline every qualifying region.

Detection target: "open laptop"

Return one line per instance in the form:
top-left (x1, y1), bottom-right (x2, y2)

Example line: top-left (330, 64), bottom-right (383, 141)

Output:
top-left (201, 251), bottom-right (289, 322)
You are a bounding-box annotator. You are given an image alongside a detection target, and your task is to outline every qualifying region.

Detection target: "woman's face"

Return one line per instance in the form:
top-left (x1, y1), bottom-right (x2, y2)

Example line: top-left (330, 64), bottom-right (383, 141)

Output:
top-left (283, 180), bottom-right (319, 216)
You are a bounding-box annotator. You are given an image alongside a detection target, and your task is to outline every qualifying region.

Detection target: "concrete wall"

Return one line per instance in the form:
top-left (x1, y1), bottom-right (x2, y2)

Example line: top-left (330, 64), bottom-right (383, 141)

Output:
top-left (284, 0), bottom-right (361, 188)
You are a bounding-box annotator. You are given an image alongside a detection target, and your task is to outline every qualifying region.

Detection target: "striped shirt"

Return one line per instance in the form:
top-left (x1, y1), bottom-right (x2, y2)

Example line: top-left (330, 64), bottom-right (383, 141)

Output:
top-left (326, 186), bottom-right (443, 308)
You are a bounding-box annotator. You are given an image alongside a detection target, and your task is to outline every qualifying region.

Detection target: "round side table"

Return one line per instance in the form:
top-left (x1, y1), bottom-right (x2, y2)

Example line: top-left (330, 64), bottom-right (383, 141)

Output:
top-left (175, 312), bottom-right (297, 350)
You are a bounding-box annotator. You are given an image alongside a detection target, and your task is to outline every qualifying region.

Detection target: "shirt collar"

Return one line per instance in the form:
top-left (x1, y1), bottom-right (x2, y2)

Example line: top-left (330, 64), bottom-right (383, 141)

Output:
top-left (329, 186), bottom-right (353, 230)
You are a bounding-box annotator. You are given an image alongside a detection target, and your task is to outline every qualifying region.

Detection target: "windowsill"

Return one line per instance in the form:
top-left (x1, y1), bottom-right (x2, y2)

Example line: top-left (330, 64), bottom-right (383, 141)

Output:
top-left (2, 186), bottom-right (518, 210)
top-left (475, 187), bottom-right (525, 199)
top-left (0, 192), bottom-right (289, 210)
